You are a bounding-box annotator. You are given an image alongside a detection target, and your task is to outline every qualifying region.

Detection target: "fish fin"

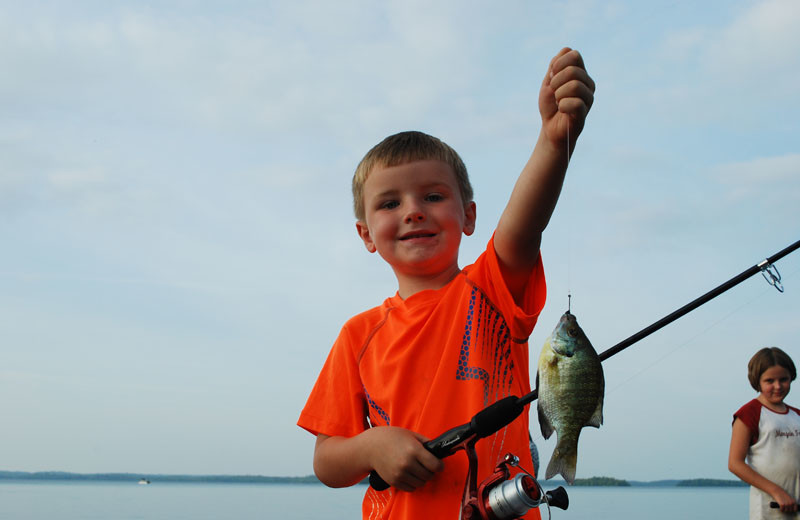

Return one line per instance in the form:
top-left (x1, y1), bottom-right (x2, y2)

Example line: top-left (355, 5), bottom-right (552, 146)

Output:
top-left (537, 404), bottom-right (554, 439)
top-left (545, 443), bottom-right (578, 485)
top-left (588, 393), bottom-right (604, 428)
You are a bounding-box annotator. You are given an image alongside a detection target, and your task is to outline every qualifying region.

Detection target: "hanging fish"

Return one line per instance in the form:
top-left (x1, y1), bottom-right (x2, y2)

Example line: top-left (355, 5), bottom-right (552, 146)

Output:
top-left (536, 311), bottom-right (604, 484)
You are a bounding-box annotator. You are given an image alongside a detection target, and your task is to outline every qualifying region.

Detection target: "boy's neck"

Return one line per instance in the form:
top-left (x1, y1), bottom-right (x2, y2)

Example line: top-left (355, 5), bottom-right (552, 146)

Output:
top-left (395, 265), bottom-right (462, 299)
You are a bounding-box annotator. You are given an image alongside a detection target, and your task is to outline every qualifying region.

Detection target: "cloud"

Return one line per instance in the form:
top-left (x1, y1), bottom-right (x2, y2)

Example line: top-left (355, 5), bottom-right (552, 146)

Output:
top-left (2, 0), bottom-right (798, 481)
top-left (48, 168), bottom-right (107, 188)
top-left (604, 0), bottom-right (799, 130)
top-left (656, 0), bottom-right (800, 74)
top-left (709, 0), bottom-right (800, 73)
top-left (716, 153), bottom-right (800, 184)
top-left (713, 153), bottom-right (800, 207)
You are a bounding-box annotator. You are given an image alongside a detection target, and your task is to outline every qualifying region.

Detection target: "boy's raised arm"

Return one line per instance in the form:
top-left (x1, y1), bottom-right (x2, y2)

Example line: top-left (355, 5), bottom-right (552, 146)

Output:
top-left (494, 48), bottom-right (594, 302)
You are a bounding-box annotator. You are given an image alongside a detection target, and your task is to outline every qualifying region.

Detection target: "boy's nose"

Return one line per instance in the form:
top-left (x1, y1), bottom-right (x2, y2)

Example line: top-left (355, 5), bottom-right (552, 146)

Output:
top-left (404, 211), bottom-right (425, 223)
top-left (404, 205), bottom-right (426, 223)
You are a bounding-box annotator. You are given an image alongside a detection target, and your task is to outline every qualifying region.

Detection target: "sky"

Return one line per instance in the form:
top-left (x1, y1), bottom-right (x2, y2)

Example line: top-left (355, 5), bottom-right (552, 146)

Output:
top-left (1, 0), bottom-right (799, 484)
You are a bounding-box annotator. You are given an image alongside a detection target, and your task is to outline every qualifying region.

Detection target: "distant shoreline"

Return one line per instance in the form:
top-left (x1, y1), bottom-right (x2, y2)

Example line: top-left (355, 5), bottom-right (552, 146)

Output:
top-left (0, 471), bottom-right (320, 485)
top-left (0, 471), bottom-right (746, 487)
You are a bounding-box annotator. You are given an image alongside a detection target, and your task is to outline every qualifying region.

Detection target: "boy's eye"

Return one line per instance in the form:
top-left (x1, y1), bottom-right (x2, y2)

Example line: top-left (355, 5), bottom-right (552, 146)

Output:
top-left (379, 200), bottom-right (399, 210)
top-left (425, 193), bottom-right (444, 202)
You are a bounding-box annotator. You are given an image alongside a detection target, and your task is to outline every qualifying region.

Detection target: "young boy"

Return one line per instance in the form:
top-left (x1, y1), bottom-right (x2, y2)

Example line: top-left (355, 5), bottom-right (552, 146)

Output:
top-left (298, 48), bottom-right (595, 519)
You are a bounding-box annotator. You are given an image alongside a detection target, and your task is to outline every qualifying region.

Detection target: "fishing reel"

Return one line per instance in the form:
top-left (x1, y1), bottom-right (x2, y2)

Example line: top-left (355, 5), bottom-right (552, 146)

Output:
top-left (368, 396), bottom-right (569, 518)
top-left (461, 442), bottom-right (568, 520)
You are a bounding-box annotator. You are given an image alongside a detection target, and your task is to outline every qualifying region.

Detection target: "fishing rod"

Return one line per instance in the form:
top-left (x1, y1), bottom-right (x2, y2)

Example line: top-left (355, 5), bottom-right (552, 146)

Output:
top-left (369, 238), bottom-right (800, 496)
top-left (520, 236), bottom-right (800, 406)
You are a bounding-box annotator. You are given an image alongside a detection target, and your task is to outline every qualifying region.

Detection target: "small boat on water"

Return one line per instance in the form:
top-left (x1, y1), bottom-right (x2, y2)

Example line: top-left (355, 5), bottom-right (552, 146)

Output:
top-left (138, 478), bottom-right (151, 485)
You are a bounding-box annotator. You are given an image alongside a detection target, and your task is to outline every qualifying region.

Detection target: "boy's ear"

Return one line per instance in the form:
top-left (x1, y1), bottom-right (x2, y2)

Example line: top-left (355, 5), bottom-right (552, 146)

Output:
top-left (355, 221), bottom-right (377, 253)
top-left (463, 201), bottom-right (477, 236)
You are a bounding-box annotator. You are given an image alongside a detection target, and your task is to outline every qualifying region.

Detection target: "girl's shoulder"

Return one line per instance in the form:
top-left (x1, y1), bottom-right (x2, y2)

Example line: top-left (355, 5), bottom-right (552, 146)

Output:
top-left (733, 399), bottom-right (763, 432)
top-left (734, 398), bottom-right (762, 417)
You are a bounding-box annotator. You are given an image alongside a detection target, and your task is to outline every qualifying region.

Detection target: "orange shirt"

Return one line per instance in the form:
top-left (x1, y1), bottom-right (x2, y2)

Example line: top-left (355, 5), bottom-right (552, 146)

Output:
top-left (299, 237), bottom-right (546, 519)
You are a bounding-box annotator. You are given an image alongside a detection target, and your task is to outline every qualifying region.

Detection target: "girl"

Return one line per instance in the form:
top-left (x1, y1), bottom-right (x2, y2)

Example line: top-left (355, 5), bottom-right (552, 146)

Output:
top-left (729, 347), bottom-right (800, 518)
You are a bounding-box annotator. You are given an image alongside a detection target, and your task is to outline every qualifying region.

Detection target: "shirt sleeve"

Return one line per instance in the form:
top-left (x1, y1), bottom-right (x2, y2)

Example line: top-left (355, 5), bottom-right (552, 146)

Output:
top-left (733, 399), bottom-right (762, 445)
top-left (297, 320), bottom-right (368, 438)
top-left (465, 234), bottom-right (546, 341)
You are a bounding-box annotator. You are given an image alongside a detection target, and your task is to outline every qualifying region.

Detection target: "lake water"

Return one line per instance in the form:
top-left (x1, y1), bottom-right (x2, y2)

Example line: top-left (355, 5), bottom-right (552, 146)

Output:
top-left (0, 480), bottom-right (749, 519)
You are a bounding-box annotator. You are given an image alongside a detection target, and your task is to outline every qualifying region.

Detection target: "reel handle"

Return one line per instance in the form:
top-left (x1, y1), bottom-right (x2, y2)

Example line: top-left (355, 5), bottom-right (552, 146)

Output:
top-left (545, 485), bottom-right (569, 510)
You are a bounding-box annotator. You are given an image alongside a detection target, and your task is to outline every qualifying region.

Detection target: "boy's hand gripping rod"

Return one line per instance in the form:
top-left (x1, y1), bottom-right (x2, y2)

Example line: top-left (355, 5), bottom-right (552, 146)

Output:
top-left (369, 238), bottom-right (800, 491)
top-left (369, 395), bottom-right (526, 490)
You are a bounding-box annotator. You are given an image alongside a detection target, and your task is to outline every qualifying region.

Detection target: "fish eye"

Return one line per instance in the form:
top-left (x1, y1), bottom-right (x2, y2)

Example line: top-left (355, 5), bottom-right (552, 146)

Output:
top-left (567, 327), bottom-right (577, 337)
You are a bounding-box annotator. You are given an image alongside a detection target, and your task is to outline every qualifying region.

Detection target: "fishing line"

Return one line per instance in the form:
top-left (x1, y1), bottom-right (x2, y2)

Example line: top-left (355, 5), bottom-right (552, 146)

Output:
top-left (565, 111), bottom-right (572, 312)
top-left (557, 6), bottom-right (574, 314)
top-left (551, 0), bottom-right (707, 315)
top-left (529, 264), bottom-right (799, 449)
top-left (521, 237), bottom-right (800, 409)
top-left (604, 265), bottom-right (800, 398)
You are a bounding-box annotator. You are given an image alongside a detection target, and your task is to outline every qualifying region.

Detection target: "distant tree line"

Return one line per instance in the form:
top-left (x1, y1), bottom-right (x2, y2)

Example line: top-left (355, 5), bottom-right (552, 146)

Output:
top-left (0, 471), bottom-right (322, 484)
top-left (0, 471), bottom-right (747, 487)
top-left (676, 478), bottom-right (747, 487)
top-left (572, 476), bottom-right (630, 486)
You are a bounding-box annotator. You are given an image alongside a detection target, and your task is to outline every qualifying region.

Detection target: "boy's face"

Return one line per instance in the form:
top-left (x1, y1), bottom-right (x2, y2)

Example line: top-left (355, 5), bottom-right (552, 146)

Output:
top-left (356, 160), bottom-right (476, 282)
top-left (758, 365), bottom-right (792, 407)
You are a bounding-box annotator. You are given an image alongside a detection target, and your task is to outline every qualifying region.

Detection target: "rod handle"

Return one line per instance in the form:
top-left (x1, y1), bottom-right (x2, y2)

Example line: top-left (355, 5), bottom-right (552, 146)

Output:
top-left (769, 501), bottom-right (800, 509)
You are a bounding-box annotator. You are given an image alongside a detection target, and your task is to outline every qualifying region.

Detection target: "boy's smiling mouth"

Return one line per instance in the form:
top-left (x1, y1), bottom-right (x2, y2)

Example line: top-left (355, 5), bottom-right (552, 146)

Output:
top-left (399, 231), bottom-right (437, 240)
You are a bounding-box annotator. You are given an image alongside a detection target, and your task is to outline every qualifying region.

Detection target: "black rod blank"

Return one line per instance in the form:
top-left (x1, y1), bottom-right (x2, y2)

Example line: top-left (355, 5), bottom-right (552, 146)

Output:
top-left (518, 238), bottom-right (800, 407)
top-left (598, 238), bottom-right (800, 362)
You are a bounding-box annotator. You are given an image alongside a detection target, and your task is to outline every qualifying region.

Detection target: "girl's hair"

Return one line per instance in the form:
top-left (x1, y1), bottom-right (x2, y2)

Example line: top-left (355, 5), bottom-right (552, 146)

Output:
top-left (351, 131), bottom-right (473, 222)
top-left (747, 347), bottom-right (796, 391)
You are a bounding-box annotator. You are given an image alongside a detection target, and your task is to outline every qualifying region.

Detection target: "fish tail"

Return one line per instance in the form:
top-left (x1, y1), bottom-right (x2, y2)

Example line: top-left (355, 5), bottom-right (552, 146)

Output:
top-left (545, 442), bottom-right (578, 485)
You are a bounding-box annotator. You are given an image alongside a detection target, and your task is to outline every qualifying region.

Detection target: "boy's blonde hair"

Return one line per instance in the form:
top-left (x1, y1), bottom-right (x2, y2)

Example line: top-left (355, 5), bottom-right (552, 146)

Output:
top-left (352, 131), bottom-right (473, 222)
top-left (747, 346), bottom-right (797, 391)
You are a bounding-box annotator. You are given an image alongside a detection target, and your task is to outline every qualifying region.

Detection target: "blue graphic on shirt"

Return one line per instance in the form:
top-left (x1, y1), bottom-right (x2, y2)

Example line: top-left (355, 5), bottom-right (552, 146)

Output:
top-left (364, 385), bottom-right (390, 426)
top-left (456, 286), bottom-right (515, 405)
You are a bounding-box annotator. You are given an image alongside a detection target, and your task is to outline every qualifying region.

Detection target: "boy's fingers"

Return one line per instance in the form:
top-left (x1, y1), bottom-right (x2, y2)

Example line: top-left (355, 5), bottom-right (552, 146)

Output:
top-left (412, 431), bottom-right (431, 443)
top-left (412, 460), bottom-right (437, 481)
top-left (555, 82), bottom-right (594, 112)
top-left (410, 433), bottom-right (443, 470)
top-left (557, 98), bottom-right (590, 124)
top-left (397, 472), bottom-right (427, 491)
top-left (394, 479), bottom-right (418, 492)
top-left (552, 47), bottom-right (574, 66)
top-left (552, 48), bottom-right (585, 75)
top-left (550, 66), bottom-right (595, 96)
top-left (422, 452), bottom-right (445, 473)
top-left (393, 459), bottom-right (439, 491)
top-left (546, 48), bottom-right (573, 85)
